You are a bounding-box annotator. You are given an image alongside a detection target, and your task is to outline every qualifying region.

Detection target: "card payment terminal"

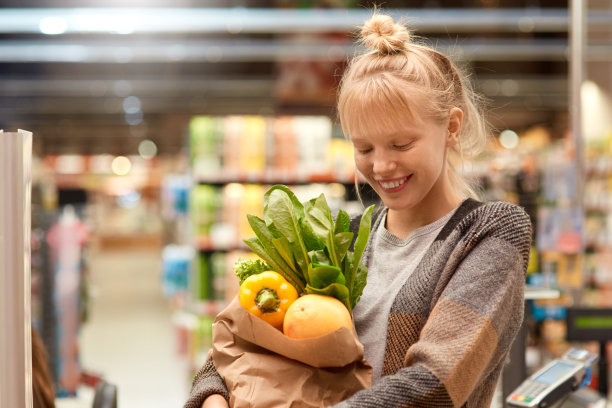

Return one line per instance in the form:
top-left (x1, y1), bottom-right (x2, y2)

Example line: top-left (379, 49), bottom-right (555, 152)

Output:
top-left (506, 349), bottom-right (598, 408)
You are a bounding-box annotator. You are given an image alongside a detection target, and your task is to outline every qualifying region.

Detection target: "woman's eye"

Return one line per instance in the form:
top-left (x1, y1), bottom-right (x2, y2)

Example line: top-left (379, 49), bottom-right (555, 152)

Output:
top-left (393, 144), bottom-right (411, 150)
top-left (357, 148), bottom-right (372, 154)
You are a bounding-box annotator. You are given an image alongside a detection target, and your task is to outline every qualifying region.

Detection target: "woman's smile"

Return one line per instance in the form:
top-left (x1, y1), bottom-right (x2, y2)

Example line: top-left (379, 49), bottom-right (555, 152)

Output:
top-left (376, 175), bottom-right (412, 192)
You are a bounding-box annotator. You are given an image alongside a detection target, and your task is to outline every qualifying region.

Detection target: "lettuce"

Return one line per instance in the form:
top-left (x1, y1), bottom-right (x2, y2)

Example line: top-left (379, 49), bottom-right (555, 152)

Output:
top-left (243, 184), bottom-right (374, 313)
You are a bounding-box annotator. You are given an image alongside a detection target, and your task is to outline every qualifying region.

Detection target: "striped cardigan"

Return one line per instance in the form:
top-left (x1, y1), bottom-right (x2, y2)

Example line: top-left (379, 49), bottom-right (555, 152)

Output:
top-left (185, 198), bottom-right (533, 408)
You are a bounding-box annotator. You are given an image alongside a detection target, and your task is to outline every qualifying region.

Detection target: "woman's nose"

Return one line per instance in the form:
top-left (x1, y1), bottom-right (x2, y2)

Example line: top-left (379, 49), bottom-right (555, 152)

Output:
top-left (372, 152), bottom-right (396, 175)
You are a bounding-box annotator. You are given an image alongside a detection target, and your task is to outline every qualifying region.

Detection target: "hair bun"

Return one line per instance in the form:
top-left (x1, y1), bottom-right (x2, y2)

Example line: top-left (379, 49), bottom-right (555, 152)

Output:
top-left (361, 14), bottom-right (410, 54)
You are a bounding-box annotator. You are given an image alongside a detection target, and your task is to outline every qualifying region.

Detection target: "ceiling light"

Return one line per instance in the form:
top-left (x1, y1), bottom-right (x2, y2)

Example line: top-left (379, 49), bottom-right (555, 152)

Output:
top-left (39, 17), bottom-right (67, 35)
top-left (138, 140), bottom-right (157, 160)
top-left (581, 80), bottom-right (612, 141)
top-left (123, 96), bottom-right (142, 114)
top-left (112, 156), bottom-right (132, 176)
top-left (499, 129), bottom-right (520, 150)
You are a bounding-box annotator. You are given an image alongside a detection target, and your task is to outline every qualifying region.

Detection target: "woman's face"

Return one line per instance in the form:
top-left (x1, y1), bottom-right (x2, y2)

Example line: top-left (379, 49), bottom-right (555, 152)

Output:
top-left (350, 107), bottom-right (460, 215)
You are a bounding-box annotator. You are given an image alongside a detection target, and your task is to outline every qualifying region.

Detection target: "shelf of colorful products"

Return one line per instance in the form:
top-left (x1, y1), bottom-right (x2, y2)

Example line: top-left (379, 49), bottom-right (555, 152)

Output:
top-left (31, 199), bottom-right (90, 398)
top-left (583, 130), bottom-right (612, 312)
top-left (189, 115), bottom-right (355, 186)
top-left (523, 131), bottom-right (612, 388)
top-left (467, 136), bottom-right (612, 386)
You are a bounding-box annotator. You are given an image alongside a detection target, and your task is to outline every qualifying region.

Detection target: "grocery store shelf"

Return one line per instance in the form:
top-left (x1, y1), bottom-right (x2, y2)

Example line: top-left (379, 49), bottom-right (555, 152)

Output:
top-left (93, 233), bottom-right (163, 251)
top-left (524, 285), bottom-right (561, 300)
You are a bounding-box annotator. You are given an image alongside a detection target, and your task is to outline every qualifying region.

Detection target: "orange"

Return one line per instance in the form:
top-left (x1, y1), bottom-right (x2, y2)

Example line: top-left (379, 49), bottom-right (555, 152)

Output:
top-left (283, 294), bottom-right (352, 339)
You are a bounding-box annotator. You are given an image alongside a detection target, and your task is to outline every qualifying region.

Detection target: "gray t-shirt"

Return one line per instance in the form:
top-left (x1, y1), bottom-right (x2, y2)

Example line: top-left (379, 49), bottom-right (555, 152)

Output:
top-left (353, 207), bottom-right (456, 383)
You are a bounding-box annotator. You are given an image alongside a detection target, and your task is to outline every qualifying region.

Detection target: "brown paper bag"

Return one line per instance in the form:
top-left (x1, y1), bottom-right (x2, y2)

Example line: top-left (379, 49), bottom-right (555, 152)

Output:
top-left (212, 297), bottom-right (372, 408)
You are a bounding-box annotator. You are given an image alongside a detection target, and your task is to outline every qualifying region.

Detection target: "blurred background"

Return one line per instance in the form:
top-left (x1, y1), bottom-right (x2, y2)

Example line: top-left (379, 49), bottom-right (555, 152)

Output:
top-left (1, 0), bottom-right (612, 407)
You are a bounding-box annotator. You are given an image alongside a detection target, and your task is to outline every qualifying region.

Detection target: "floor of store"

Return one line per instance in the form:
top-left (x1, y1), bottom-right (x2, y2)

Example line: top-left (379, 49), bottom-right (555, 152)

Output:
top-left (57, 247), bottom-right (190, 408)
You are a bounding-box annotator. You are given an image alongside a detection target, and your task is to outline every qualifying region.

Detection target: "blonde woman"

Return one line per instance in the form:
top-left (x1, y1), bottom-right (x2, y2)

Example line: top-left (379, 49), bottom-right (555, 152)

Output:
top-left (186, 12), bottom-right (532, 408)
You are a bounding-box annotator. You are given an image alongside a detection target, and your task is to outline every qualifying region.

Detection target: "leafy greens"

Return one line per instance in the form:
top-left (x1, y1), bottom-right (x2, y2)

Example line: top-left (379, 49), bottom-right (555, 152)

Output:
top-left (243, 184), bottom-right (374, 313)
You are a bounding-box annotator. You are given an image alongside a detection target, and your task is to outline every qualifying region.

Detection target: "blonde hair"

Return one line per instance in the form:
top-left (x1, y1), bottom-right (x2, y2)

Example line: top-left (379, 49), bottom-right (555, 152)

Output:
top-left (338, 13), bottom-right (489, 199)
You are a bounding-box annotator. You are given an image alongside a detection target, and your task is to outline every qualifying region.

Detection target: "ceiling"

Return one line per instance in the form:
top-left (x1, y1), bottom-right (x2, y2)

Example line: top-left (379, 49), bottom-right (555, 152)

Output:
top-left (1, 1), bottom-right (610, 156)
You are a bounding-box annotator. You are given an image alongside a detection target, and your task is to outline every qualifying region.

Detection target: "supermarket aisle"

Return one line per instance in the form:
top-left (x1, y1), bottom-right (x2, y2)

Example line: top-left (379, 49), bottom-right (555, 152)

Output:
top-left (79, 248), bottom-right (189, 408)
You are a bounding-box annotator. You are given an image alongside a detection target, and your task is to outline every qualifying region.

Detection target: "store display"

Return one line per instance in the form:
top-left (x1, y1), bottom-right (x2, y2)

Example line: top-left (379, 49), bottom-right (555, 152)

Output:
top-left (30, 205), bottom-right (57, 385)
top-left (189, 115), bottom-right (354, 184)
top-left (161, 245), bottom-right (193, 301)
top-left (583, 130), bottom-right (612, 310)
top-left (46, 205), bottom-right (89, 396)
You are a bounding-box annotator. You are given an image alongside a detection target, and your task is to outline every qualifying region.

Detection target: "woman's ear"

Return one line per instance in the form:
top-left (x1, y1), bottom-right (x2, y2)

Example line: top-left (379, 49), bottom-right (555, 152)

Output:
top-left (447, 107), bottom-right (463, 147)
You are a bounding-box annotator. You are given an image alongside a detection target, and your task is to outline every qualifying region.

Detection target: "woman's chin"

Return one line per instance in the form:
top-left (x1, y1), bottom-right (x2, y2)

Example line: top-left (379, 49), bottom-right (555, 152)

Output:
top-left (379, 197), bottom-right (416, 212)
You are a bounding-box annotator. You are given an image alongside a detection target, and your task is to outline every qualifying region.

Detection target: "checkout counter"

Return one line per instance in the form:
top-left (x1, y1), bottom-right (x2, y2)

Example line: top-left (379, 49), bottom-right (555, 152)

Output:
top-left (502, 286), bottom-right (610, 408)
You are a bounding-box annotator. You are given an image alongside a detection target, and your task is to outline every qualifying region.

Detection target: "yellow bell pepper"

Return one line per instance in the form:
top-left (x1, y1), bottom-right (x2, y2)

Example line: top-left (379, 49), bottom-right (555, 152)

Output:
top-left (238, 271), bottom-right (298, 329)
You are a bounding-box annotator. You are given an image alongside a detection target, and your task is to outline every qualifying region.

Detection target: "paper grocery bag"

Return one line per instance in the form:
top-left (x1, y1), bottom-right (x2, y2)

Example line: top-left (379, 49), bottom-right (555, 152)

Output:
top-left (212, 297), bottom-right (372, 408)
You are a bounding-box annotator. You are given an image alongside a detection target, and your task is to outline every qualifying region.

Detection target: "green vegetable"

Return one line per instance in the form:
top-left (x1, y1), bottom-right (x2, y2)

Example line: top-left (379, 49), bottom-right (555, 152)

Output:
top-left (234, 258), bottom-right (272, 285)
top-left (243, 184), bottom-right (374, 313)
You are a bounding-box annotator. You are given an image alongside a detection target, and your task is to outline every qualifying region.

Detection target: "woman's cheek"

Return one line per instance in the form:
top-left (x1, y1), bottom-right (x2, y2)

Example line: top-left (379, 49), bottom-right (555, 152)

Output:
top-left (353, 155), bottom-right (369, 175)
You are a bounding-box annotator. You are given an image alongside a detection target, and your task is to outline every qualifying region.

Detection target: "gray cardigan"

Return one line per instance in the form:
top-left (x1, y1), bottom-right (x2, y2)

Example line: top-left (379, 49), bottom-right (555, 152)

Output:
top-left (184, 198), bottom-right (532, 408)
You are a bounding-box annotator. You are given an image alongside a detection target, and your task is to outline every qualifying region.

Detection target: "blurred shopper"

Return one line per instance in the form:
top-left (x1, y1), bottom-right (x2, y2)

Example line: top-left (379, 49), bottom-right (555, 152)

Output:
top-left (32, 327), bottom-right (56, 408)
top-left (186, 11), bottom-right (532, 408)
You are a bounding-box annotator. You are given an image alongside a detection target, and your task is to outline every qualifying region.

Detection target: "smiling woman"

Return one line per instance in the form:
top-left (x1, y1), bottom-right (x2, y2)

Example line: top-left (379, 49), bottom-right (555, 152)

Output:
top-left (329, 13), bottom-right (532, 407)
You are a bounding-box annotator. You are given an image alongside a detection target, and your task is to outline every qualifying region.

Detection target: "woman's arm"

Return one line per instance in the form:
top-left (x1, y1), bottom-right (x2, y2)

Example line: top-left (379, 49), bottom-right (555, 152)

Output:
top-left (183, 352), bottom-right (230, 408)
top-left (334, 204), bottom-right (532, 407)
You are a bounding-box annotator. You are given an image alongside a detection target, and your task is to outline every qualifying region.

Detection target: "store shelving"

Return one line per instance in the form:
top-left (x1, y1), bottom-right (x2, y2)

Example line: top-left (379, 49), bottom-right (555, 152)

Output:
top-left (582, 132), bottom-right (612, 313)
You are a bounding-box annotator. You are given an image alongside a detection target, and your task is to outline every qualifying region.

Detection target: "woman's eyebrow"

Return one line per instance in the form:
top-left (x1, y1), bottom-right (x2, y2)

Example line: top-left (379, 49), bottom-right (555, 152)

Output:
top-left (349, 136), bottom-right (372, 144)
top-left (387, 132), bottom-right (419, 142)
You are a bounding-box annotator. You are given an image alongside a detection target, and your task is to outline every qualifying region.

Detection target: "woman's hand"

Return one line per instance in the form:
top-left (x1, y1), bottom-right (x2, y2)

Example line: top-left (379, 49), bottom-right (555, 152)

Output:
top-left (201, 394), bottom-right (229, 408)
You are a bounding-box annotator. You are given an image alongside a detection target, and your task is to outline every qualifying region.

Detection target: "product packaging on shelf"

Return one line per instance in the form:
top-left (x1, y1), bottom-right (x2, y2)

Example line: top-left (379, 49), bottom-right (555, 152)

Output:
top-left (161, 245), bottom-right (194, 301)
top-left (190, 116), bottom-right (222, 178)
